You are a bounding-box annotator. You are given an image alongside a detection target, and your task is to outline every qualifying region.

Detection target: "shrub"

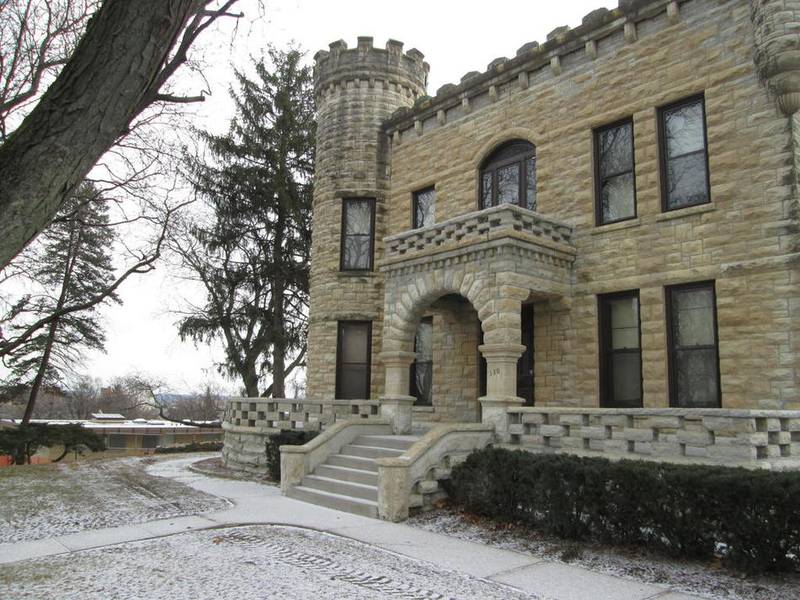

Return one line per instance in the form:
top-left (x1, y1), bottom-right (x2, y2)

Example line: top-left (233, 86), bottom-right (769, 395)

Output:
top-left (154, 441), bottom-right (224, 454)
top-left (449, 448), bottom-right (800, 573)
top-left (265, 430), bottom-right (317, 481)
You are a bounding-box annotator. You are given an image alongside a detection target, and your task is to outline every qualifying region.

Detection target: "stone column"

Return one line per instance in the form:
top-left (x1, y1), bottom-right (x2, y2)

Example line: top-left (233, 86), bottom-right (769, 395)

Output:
top-left (478, 343), bottom-right (526, 439)
top-left (379, 350), bottom-right (417, 434)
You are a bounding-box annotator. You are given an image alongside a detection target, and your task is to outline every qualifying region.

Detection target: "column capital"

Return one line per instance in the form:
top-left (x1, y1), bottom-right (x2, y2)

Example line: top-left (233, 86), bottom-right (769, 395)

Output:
top-left (379, 350), bottom-right (417, 367)
top-left (478, 343), bottom-right (527, 360)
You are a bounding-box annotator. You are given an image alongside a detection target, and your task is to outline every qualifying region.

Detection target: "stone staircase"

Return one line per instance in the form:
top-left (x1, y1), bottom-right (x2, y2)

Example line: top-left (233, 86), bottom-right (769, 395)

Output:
top-left (285, 434), bottom-right (420, 518)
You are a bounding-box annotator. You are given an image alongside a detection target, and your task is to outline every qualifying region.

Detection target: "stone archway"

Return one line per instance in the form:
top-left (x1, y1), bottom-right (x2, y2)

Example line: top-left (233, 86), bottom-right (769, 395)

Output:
top-left (379, 260), bottom-right (532, 434)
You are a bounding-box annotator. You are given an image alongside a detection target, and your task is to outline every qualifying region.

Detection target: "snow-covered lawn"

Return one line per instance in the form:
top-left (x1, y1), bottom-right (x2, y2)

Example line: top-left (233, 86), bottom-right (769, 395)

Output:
top-left (407, 508), bottom-right (799, 600)
top-left (0, 455), bottom-right (229, 543)
top-left (0, 524), bottom-right (536, 600)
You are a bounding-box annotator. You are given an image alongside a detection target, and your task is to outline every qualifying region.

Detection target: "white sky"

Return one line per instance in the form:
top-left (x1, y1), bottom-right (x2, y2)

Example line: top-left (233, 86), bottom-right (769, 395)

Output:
top-left (83, 0), bottom-right (613, 394)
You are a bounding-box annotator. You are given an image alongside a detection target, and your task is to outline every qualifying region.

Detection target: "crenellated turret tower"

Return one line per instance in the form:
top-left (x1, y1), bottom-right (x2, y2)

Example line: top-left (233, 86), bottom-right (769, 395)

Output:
top-left (306, 38), bottom-right (428, 400)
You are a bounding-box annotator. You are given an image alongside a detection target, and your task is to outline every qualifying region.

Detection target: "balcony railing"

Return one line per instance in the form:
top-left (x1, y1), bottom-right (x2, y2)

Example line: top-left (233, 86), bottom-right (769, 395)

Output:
top-left (223, 398), bottom-right (380, 432)
top-left (383, 203), bottom-right (575, 265)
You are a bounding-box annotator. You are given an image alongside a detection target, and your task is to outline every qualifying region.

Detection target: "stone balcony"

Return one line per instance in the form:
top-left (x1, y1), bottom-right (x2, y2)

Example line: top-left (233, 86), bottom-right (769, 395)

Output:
top-left (381, 204), bottom-right (576, 298)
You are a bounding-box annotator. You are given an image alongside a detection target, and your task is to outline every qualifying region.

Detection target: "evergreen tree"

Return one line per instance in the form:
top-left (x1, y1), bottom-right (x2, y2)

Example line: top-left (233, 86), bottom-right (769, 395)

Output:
top-left (0, 182), bottom-right (119, 422)
top-left (174, 47), bottom-right (314, 398)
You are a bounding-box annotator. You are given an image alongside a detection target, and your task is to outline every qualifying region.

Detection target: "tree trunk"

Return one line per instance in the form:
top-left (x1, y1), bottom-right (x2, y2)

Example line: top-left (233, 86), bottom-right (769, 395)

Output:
top-left (0, 0), bottom-right (203, 268)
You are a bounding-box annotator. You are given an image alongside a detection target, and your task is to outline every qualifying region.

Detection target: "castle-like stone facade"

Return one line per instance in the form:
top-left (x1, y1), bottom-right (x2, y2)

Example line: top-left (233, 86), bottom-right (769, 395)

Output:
top-left (305, 0), bottom-right (800, 438)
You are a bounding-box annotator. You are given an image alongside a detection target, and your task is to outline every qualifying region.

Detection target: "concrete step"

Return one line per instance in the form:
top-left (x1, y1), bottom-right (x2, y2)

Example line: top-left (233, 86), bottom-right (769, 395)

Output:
top-left (302, 475), bottom-right (378, 501)
top-left (340, 444), bottom-right (405, 460)
top-left (326, 454), bottom-right (379, 472)
top-left (315, 464), bottom-right (378, 486)
top-left (353, 434), bottom-right (419, 451)
top-left (286, 485), bottom-right (378, 519)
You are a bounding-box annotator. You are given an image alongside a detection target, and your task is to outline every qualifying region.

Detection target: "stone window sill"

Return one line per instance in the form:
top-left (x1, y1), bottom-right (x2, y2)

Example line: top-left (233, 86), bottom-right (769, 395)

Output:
top-left (413, 406), bottom-right (434, 412)
top-left (590, 218), bottom-right (640, 235)
top-left (656, 202), bottom-right (715, 222)
top-left (337, 271), bottom-right (379, 279)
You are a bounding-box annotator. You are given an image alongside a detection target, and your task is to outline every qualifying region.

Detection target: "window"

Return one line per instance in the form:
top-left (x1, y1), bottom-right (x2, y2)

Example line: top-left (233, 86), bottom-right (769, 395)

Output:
top-left (666, 282), bottom-right (720, 408)
top-left (141, 435), bottom-right (159, 449)
top-left (107, 434), bottom-right (126, 449)
top-left (340, 198), bottom-right (375, 271)
top-left (480, 140), bottom-right (537, 210)
top-left (659, 95), bottom-right (710, 210)
top-left (598, 291), bottom-right (642, 408)
top-left (336, 321), bottom-right (372, 399)
top-left (410, 317), bottom-right (433, 406)
top-left (594, 118), bottom-right (636, 224)
top-left (413, 187), bottom-right (436, 229)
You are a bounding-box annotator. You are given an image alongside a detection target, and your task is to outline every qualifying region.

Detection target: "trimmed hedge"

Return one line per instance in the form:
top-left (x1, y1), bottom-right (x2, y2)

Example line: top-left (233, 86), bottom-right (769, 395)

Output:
top-left (265, 430), bottom-right (318, 481)
top-left (449, 448), bottom-right (800, 573)
top-left (154, 441), bottom-right (223, 454)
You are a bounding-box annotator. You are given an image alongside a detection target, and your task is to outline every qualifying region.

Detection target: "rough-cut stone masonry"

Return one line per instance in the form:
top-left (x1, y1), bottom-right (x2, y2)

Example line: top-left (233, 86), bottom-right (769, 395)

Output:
top-left (305, 0), bottom-right (800, 431)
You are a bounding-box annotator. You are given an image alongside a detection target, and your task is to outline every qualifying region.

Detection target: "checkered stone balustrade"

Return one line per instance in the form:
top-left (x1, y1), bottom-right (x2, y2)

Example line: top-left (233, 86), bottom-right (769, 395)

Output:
top-left (505, 407), bottom-right (800, 469)
top-left (222, 398), bottom-right (381, 474)
top-left (383, 203), bottom-right (574, 265)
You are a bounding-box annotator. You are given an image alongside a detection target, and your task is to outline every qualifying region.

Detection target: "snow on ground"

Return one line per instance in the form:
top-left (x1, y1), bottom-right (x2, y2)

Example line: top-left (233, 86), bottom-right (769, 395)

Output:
top-left (0, 524), bottom-right (538, 600)
top-left (0, 455), bottom-right (229, 544)
top-left (407, 508), bottom-right (799, 600)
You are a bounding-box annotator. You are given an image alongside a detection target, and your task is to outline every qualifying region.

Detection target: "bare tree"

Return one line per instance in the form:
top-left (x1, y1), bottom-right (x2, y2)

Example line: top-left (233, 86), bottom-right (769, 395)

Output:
top-left (0, 0), bottom-right (245, 268)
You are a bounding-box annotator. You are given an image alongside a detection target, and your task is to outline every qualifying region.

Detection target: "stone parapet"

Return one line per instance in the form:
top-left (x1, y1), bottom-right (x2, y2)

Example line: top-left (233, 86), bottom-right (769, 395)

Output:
top-left (506, 407), bottom-right (800, 470)
top-left (382, 203), bottom-right (575, 266)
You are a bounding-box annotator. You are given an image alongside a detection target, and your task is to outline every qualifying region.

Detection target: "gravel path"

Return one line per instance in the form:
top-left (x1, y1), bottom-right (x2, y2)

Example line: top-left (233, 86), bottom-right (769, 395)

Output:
top-left (0, 525), bottom-right (537, 600)
top-left (0, 455), bottom-right (229, 543)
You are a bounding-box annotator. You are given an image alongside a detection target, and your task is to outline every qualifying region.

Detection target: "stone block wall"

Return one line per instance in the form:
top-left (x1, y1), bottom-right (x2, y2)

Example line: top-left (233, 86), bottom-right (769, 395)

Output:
top-left (381, 0), bottom-right (800, 410)
top-left (506, 407), bottom-right (800, 469)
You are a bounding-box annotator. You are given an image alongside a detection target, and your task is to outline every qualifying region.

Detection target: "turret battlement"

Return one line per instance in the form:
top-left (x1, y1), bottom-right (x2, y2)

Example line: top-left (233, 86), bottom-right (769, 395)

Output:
top-left (313, 37), bottom-right (429, 99)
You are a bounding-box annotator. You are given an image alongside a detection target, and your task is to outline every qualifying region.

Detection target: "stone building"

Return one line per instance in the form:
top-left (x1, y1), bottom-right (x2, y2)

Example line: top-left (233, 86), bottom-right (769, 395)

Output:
top-left (224, 0), bottom-right (800, 517)
top-left (306, 0), bottom-right (800, 428)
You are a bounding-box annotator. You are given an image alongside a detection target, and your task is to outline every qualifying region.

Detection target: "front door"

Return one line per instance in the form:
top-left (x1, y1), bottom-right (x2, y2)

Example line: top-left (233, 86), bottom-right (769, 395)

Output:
top-left (517, 303), bottom-right (535, 405)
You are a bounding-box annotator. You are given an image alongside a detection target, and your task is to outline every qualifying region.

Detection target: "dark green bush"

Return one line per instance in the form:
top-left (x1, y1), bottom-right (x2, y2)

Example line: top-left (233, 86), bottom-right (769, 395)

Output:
top-left (449, 448), bottom-right (800, 573)
top-left (265, 430), bottom-right (317, 481)
top-left (154, 441), bottom-right (223, 454)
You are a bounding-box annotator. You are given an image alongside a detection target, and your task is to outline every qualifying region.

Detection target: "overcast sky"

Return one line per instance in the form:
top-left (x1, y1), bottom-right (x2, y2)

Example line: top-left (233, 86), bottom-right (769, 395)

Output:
top-left (84, 0), bottom-right (613, 395)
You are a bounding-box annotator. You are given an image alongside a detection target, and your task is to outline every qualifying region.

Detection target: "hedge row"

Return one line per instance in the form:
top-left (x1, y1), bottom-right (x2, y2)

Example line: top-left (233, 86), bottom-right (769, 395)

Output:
top-left (448, 448), bottom-right (800, 573)
top-left (265, 430), bottom-right (317, 481)
top-left (154, 441), bottom-right (223, 454)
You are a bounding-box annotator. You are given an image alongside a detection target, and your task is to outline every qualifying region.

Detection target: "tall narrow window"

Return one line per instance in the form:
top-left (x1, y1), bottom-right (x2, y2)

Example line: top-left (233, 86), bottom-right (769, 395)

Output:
top-left (413, 187), bottom-right (436, 229)
top-left (340, 198), bottom-right (375, 271)
top-left (479, 140), bottom-right (537, 211)
top-left (598, 291), bottom-right (642, 408)
top-left (336, 321), bottom-right (372, 399)
top-left (666, 282), bottom-right (720, 408)
top-left (595, 118), bottom-right (636, 225)
top-left (410, 317), bottom-right (433, 406)
top-left (659, 95), bottom-right (710, 210)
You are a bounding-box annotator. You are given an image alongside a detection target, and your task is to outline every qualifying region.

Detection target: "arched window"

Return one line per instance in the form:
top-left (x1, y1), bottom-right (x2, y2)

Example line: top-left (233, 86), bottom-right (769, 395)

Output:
top-left (479, 140), bottom-right (537, 210)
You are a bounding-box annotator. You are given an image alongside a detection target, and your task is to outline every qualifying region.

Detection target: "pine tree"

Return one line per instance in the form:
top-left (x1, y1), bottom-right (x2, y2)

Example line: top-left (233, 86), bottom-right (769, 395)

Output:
top-left (1, 182), bottom-right (119, 422)
top-left (175, 47), bottom-right (314, 398)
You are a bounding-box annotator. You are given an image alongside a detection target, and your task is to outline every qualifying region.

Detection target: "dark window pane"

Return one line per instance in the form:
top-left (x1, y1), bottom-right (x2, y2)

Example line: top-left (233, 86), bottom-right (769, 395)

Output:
top-left (672, 287), bottom-right (715, 347)
top-left (609, 296), bottom-right (640, 349)
top-left (340, 323), bottom-right (369, 363)
top-left (481, 172), bottom-right (492, 208)
top-left (345, 200), bottom-right (372, 234)
top-left (673, 348), bottom-right (718, 408)
top-left (497, 164), bottom-right (520, 205)
top-left (525, 158), bottom-right (537, 211)
top-left (601, 172), bottom-right (636, 223)
top-left (599, 122), bottom-right (633, 177)
top-left (413, 362), bottom-right (433, 406)
top-left (666, 151), bottom-right (708, 209)
top-left (611, 352), bottom-right (642, 407)
top-left (415, 189), bottom-right (435, 228)
top-left (343, 235), bottom-right (371, 270)
top-left (339, 365), bottom-right (368, 399)
top-left (665, 101), bottom-right (705, 158)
